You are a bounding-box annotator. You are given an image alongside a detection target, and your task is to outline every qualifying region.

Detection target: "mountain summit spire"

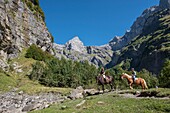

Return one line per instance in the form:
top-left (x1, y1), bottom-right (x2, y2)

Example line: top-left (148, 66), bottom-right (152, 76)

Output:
top-left (65, 36), bottom-right (86, 52)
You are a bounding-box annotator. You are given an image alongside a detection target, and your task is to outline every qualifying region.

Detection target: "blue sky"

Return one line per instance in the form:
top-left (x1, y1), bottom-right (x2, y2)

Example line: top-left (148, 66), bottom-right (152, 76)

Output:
top-left (39, 0), bottom-right (159, 46)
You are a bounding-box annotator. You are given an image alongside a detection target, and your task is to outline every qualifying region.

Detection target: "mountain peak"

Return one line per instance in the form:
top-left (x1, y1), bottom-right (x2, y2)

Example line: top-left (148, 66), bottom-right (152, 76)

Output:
top-left (71, 36), bottom-right (81, 41)
top-left (65, 36), bottom-right (86, 52)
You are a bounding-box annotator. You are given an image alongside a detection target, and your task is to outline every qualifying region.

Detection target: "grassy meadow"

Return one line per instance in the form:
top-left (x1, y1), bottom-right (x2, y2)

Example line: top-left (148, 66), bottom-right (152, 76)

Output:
top-left (30, 89), bottom-right (170, 113)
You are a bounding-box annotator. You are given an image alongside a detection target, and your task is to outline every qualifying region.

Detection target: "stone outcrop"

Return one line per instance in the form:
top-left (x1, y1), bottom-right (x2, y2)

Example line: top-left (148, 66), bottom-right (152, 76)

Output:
top-left (0, 90), bottom-right (66, 113)
top-left (68, 86), bottom-right (84, 100)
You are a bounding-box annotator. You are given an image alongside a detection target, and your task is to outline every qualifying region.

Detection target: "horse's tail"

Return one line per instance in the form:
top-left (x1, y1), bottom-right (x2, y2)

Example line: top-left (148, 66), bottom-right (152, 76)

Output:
top-left (96, 76), bottom-right (98, 83)
top-left (143, 79), bottom-right (148, 89)
top-left (111, 76), bottom-right (114, 84)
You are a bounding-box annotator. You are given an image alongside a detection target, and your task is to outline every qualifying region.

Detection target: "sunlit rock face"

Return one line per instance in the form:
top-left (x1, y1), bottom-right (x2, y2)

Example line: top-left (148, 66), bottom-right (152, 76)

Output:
top-left (65, 36), bottom-right (86, 53)
top-left (0, 0), bottom-right (53, 70)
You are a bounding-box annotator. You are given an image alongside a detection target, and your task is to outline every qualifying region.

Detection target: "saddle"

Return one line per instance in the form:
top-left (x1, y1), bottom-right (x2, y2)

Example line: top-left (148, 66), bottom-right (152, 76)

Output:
top-left (103, 75), bottom-right (109, 82)
top-left (99, 75), bottom-right (108, 82)
top-left (133, 78), bottom-right (138, 83)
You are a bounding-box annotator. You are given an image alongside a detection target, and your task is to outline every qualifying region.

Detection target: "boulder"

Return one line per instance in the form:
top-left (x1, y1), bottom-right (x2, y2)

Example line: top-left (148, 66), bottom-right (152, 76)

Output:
top-left (83, 89), bottom-right (100, 96)
top-left (68, 86), bottom-right (84, 100)
top-left (22, 104), bottom-right (36, 112)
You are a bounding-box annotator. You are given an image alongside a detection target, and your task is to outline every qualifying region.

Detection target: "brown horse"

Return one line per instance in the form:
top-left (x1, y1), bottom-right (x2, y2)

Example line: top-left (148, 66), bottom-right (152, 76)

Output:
top-left (96, 75), bottom-right (114, 93)
top-left (121, 73), bottom-right (148, 90)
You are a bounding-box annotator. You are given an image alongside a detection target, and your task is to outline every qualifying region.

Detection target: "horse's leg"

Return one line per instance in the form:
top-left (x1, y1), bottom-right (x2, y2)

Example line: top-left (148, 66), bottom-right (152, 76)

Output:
top-left (102, 85), bottom-right (104, 93)
top-left (110, 83), bottom-right (113, 92)
top-left (141, 81), bottom-right (145, 91)
top-left (110, 80), bottom-right (114, 91)
top-left (129, 83), bottom-right (133, 89)
top-left (97, 85), bottom-right (100, 91)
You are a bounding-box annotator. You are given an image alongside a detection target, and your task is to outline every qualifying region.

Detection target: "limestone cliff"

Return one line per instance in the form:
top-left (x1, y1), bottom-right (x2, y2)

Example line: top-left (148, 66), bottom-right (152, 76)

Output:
top-left (0, 0), bottom-right (53, 70)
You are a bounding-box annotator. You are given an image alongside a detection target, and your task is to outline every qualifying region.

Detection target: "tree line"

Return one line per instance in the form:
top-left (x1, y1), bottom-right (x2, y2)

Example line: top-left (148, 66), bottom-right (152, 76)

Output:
top-left (26, 44), bottom-right (170, 89)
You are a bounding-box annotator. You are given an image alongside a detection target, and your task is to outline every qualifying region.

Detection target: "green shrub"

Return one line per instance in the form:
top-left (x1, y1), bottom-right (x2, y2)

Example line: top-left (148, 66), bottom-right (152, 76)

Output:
top-left (25, 44), bottom-right (52, 61)
top-left (107, 66), bottom-right (128, 89)
top-left (138, 69), bottom-right (159, 88)
top-left (159, 59), bottom-right (170, 88)
top-left (29, 61), bottom-right (45, 81)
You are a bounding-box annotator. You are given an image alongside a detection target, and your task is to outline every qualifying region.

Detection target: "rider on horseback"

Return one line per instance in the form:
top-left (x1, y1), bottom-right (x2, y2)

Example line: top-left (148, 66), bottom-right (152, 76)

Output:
top-left (131, 68), bottom-right (136, 83)
top-left (100, 67), bottom-right (106, 82)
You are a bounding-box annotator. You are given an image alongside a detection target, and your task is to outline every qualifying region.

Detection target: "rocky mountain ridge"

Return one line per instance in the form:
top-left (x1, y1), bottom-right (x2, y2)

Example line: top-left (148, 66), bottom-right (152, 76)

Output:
top-left (53, 36), bottom-right (113, 66)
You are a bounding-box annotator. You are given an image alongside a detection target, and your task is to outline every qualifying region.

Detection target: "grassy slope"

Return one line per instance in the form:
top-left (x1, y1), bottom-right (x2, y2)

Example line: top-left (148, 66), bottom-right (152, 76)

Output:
top-left (0, 49), bottom-right (71, 95)
top-left (0, 72), bottom-right (17, 92)
top-left (30, 90), bottom-right (170, 113)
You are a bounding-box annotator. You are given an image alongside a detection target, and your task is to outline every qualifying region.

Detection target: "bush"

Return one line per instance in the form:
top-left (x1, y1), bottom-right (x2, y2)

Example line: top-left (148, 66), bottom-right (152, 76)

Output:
top-left (138, 69), bottom-right (159, 88)
top-left (25, 44), bottom-right (52, 61)
top-left (159, 59), bottom-right (170, 88)
top-left (29, 61), bottom-right (45, 80)
top-left (107, 66), bottom-right (128, 90)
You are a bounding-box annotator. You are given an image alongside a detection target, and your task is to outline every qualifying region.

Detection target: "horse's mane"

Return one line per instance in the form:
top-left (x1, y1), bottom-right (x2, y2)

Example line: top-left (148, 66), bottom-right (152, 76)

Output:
top-left (122, 73), bottom-right (132, 78)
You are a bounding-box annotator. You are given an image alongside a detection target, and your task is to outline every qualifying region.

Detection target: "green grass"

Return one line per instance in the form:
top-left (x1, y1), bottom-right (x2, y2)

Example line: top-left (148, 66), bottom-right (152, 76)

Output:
top-left (16, 75), bottom-right (72, 95)
top-left (8, 48), bottom-right (36, 76)
top-left (145, 88), bottom-right (170, 97)
top-left (0, 49), bottom-right (72, 95)
top-left (0, 69), bottom-right (71, 95)
top-left (118, 88), bottom-right (170, 97)
top-left (0, 72), bottom-right (17, 93)
top-left (30, 92), bottom-right (170, 113)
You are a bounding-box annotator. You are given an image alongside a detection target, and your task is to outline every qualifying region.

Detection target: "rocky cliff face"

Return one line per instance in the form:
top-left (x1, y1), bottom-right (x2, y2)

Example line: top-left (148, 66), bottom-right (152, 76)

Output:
top-left (0, 0), bottom-right (53, 70)
top-left (53, 36), bottom-right (113, 66)
top-left (107, 1), bottom-right (170, 74)
top-left (110, 0), bottom-right (170, 51)
top-left (159, 0), bottom-right (170, 9)
top-left (110, 6), bottom-right (161, 50)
